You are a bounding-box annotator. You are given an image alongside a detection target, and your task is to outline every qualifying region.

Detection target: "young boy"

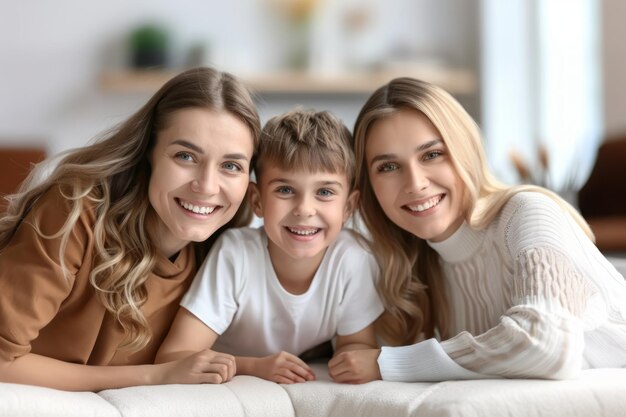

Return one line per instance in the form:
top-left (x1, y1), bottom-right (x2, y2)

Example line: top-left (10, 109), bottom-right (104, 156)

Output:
top-left (156, 109), bottom-right (383, 384)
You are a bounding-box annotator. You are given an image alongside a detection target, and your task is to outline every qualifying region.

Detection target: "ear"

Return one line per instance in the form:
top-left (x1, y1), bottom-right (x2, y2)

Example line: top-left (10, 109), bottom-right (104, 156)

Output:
top-left (343, 189), bottom-right (360, 223)
top-left (248, 182), bottom-right (264, 218)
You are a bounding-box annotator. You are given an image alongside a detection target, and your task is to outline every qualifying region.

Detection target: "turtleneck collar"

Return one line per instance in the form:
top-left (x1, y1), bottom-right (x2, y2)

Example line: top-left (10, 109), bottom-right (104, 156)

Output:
top-left (427, 221), bottom-right (485, 263)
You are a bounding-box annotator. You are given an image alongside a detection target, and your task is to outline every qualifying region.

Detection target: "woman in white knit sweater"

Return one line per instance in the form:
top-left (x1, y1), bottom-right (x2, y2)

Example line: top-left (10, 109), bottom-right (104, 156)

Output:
top-left (327, 77), bottom-right (626, 383)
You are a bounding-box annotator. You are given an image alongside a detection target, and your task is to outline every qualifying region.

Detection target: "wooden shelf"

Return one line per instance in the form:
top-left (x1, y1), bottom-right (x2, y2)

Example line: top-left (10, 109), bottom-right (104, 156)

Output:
top-left (100, 67), bottom-right (477, 96)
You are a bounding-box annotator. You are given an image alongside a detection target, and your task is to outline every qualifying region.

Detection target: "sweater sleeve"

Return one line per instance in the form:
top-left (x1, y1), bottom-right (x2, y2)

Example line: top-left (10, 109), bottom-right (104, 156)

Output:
top-left (442, 194), bottom-right (596, 379)
top-left (439, 247), bottom-right (590, 380)
top-left (379, 193), bottom-right (596, 381)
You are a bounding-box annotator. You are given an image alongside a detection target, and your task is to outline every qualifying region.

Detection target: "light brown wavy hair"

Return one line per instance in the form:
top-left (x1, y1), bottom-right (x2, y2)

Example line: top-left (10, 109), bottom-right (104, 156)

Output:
top-left (254, 108), bottom-right (355, 189)
top-left (0, 67), bottom-right (261, 351)
top-left (353, 77), bottom-right (592, 346)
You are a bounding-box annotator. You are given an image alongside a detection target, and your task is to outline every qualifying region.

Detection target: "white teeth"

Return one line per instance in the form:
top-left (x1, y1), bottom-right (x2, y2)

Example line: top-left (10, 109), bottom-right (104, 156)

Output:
top-left (408, 195), bottom-right (442, 212)
top-left (179, 200), bottom-right (216, 215)
top-left (288, 227), bottom-right (319, 236)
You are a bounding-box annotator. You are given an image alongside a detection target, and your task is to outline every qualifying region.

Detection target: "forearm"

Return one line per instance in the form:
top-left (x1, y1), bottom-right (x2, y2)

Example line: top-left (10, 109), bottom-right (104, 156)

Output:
top-left (235, 352), bottom-right (315, 383)
top-left (377, 307), bottom-right (583, 382)
top-left (333, 324), bottom-right (378, 357)
top-left (334, 342), bottom-right (377, 356)
top-left (155, 349), bottom-right (196, 364)
top-left (234, 355), bottom-right (259, 377)
top-left (0, 353), bottom-right (162, 391)
top-left (377, 339), bottom-right (487, 382)
top-left (441, 305), bottom-right (584, 379)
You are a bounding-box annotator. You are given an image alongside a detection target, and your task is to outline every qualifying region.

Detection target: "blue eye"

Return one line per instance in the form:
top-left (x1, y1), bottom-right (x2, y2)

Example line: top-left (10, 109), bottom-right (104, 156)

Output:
top-left (175, 152), bottom-right (194, 162)
top-left (222, 162), bottom-right (242, 172)
top-left (377, 162), bottom-right (399, 172)
top-left (276, 186), bottom-right (293, 194)
top-left (423, 150), bottom-right (443, 161)
top-left (317, 188), bottom-right (335, 198)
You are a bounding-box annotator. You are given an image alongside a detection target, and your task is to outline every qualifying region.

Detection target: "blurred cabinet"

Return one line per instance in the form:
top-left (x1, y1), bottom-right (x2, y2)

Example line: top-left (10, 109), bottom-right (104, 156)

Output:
top-left (0, 147), bottom-right (46, 211)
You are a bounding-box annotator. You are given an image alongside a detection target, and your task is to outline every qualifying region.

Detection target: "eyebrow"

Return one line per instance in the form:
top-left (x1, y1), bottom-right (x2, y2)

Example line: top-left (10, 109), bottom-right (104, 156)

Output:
top-left (170, 139), bottom-right (249, 160)
top-left (369, 139), bottom-right (443, 167)
top-left (267, 178), bottom-right (344, 189)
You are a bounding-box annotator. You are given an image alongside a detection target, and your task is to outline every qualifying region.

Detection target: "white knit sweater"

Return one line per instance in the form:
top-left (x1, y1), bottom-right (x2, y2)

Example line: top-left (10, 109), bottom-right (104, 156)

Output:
top-left (378, 192), bottom-right (626, 381)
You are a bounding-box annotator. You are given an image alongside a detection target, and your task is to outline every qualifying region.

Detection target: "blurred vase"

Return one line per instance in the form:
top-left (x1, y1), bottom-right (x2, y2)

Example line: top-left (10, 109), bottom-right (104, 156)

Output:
top-left (268, 0), bottom-right (319, 70)
top-left (287, 18), bottom-right (311, 70)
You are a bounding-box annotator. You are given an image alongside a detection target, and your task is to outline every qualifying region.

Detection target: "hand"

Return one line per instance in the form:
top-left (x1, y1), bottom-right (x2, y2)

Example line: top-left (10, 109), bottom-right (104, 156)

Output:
top-left (157, 349), bottom-right (236, 385)
top-left (328, 348), bottom-right (381, 384)
top-left (253, 351), bottom-right (316, 384)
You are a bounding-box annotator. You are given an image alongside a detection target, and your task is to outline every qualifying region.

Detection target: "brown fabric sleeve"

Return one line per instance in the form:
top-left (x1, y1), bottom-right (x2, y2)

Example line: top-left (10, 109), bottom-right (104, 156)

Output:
top-left (0, 188), bottom-right (92, 361)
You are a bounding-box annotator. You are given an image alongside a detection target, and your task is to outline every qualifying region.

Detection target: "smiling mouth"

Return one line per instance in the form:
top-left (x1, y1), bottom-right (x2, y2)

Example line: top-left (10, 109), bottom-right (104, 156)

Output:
top-left (177, 198), bottom-right (220, 215)
top-left (285, 226), bottom-right (321, 236)
top-left (404, 194), bottom-right (444, 213)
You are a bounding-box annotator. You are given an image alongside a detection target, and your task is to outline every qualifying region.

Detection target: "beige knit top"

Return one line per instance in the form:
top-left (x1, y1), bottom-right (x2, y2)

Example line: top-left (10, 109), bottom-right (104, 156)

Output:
top-left (378, 192), bottom-right (626, 381)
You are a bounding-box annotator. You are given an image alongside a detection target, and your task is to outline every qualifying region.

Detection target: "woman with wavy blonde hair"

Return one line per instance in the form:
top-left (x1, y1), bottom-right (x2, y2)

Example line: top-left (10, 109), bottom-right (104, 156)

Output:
top-left (0, 67), bottom-right (260, 391)
top-left (329, 77), bottom-right (626, 383)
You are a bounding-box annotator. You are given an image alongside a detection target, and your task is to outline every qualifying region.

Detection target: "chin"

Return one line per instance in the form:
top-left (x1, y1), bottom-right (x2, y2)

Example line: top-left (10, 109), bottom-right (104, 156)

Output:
top-left (288, 247), bottom-right (325, 260)
top-left (406, 226), bottom-right (442, 241)
top-left (185, 230), bottom-right (219, 243)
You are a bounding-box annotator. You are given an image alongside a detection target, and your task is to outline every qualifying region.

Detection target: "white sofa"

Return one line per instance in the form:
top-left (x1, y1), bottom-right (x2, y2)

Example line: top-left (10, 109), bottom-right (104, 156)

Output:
top-left (2, 363), bottom-right (626, 417)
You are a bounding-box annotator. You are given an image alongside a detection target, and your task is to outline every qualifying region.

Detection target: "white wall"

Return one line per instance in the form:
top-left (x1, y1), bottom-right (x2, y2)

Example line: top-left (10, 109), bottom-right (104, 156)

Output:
top-left (0, 0), bottom-right (480, 158)
top-left (0, 0), bottom-right (270, 155)
top-left (602, 0), bottom-right (626, 138)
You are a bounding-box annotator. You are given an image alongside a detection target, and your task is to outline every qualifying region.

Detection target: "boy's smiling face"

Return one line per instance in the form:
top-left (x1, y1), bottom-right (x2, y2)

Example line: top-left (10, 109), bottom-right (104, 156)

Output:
top-left (251, 165), bottom-right (358, 268)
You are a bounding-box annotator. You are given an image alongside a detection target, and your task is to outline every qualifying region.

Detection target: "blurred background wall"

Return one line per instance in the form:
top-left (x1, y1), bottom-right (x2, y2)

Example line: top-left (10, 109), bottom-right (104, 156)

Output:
top-left (0, 0), bottom-right (623, 191)
top-left (602, 0), bottom-right (626, 137)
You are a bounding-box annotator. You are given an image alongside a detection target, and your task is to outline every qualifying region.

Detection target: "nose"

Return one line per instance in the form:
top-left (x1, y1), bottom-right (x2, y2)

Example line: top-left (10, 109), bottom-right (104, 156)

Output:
top-left (191, 166), bottom-right (220, 195)
top-left (404, 164), bottom-right (429, 194)
top-left (293, 194), bottom-right (316, 217)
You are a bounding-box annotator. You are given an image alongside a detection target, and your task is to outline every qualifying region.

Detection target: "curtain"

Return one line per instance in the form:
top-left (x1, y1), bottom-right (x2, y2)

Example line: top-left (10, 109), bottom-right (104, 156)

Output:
top-left (480, 0), bottom-right (602, 205)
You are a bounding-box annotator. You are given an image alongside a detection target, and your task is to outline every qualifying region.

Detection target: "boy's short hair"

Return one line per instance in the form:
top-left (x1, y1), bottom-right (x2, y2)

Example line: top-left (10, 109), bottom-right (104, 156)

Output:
top-left (254, 109), bottom-right (355, 189)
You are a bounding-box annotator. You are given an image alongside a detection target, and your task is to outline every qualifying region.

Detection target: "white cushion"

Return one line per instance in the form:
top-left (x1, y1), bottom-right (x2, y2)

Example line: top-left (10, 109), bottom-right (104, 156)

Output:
top-left (98, 375), bottom-right (294, 417)
top-left (3, 365), bottom-right (626, 417)
top-left (282, 364), bottom-right (626, 417)
top-left (0, 381), bottom-right (119, 417)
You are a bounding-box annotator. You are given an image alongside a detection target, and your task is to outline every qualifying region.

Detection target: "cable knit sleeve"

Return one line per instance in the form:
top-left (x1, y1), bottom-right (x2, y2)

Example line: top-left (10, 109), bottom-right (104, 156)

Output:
top-left (378, 192), bottom-right (597, 381)
top-left (439, 193), bottom-right (594, 379)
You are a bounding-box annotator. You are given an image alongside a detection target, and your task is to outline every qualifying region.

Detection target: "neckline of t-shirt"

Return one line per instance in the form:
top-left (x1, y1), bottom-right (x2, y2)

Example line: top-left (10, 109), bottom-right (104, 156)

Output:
top-left (261, 231), bottom-right (325, 302)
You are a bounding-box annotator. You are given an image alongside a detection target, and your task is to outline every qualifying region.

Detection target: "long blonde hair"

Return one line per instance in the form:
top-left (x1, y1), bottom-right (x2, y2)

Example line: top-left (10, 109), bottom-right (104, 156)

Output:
top-left (353, 77), bottom-right (592, 345)
top-left (0, 67), bottom-right (261, 351)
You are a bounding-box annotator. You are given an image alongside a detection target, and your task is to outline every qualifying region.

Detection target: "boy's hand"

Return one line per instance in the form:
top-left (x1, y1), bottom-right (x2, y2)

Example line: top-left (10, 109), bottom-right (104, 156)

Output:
top-left (157, 349), bottom-right (236, 385)
top-left (328, 348), bottom-right (381, 384)
top-left (253, 351), bottom-right (316, 384)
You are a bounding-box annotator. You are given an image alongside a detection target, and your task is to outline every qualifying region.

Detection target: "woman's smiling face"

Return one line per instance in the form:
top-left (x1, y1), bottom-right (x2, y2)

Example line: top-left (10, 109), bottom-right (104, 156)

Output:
top-left (365, 108), bottom-right (465, 242)
top-left (148, 107), bottom-right (254, 258)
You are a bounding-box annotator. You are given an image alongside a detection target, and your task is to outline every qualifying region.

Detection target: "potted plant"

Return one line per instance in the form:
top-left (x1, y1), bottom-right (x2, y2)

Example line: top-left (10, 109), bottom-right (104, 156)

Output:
top-left (129, 24), bottom-right (169, 69)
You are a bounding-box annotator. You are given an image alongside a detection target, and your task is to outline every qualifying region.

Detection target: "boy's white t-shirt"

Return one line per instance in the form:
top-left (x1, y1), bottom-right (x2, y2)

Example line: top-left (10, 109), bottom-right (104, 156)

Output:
top-left (181, 227), bottom-right (384, 357)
